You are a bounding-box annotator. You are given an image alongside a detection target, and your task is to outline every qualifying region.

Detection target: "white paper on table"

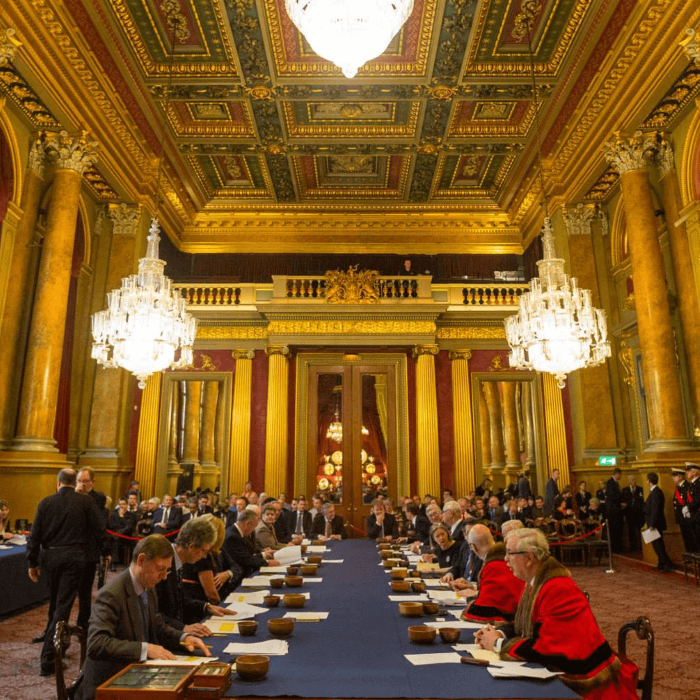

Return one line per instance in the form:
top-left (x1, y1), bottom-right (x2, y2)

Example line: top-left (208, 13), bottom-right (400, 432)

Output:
top-left (422, 579), bottom-right (449, 587)
top-left (259, 565), bottom-right (288, 573)
top-left (307, 545), bottom-right (328, 553)
top-left (282, 612), bottom-right (329, 620)
top-left (224, 640), bottom-right (289, 655)
top-left (144, 656), bottom-right (219, 665)
top-left (302, 577), bottom-right (323, 582)
top-left (404, 653), bottom-right (463, 666)
top-left (224, 590), bottom-right (269, 605)
top-left (203, 619), bottom-right (240, 634)
top-left (488, 662), bottom-right (562, 679)
top-left (424, 620), bottom-right (485, 630)
top-left (0, 545), bottom-right (11, 550)
top-left (642, 528), bottom-right (661, 544)
top-left (406, 555), bottom-right (422, 563)
top-left (321, 559), bottom-right (344, 563)
top-left (7, 535), bottom-right (26, 545)
top-left (241, 575), bottom-right (283, 587)
top-left (465, 645), bottom-right (501, 663)
top-left (301, 539), bottom-right (311, 546)
top-left (223, 602), bottom-right (268, 617)
top-left (388, 594), bottom-right (429, 602)
top-left (428, 590), bottom-right (466, 605)
top-left (275, 545), bottom-right (303, 566)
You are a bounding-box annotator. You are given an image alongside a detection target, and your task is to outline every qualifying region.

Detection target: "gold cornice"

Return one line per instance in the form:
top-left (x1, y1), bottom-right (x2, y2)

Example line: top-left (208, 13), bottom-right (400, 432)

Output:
top-left (437, 326), bottom-right (506, 339)
top-left (197, 325), bottom-right (268, 340)
top-left (268, 320), bottom-right (436, 336)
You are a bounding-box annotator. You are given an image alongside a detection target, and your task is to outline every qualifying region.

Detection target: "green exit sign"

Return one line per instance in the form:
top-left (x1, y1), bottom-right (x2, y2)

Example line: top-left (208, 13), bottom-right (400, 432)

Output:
top-left (598, 456), bottom-right (617, 466)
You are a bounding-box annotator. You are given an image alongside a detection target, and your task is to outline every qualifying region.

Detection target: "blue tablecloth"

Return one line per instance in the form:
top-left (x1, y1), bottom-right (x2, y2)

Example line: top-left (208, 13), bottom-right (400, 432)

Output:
top-left (208, 540), bottom-right (577, 699)
top-left (0, 543), bottom-right (49, 616)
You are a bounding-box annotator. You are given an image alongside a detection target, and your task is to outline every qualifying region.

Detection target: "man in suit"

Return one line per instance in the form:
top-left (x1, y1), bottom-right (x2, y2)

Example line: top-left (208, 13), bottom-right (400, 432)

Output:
top-left (402, 502), bottom-right (431, 544)
top-left (76, 535), bottom-right (209, 700)
top-left (685, 462), bottom-right (700, 552)
top-left (26, 468), bottom-right (106, 676)
top-left (152, 494), bottom-right (183, 536)
top-left (107, 498), bottom-right (134, 570)
top-left (605, 468), bottom-right (624, 553)
top-left (442, 500), bottom-right (465, 542)
top-left (643, 472), bottom-right (673, 572)
top-left (224, 509), bottom-right (280, 579)
top-left (671, 467), bottom-right (695, 552)
top-left (543, 468), bottom-right (560, 516)
top-left (517, 472), bottom-right (532, 499)
top-left (486, 496), bottom-right (504, 529)
top-left (366, 500), bottom-right (399, 539)
top-left (196, 492), bottom-right (214, 517)
top-left (621, 475), bottom-right (644, 552)
top-left (312, 503), bottom-right (346, 540)
top-left (286, 497), bottom-right (313, 539)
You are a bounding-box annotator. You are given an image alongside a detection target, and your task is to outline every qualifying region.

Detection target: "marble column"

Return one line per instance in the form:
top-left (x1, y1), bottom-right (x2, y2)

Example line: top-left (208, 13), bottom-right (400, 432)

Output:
top-left (604, 132), bottom-right (688, 450)
top-left (214, 380), bottom-right (226, 468)
top-left (450, 350), bottom-right (475, 497)
top-left (482, 381), bottom-right (505, 468)
top-left (181, 380), bottom-right (202, 467)
top-left (167, 384), bottom-right (180, 469)
top-left (134, 373), bottom-right (162, 497)
top-left (13, 131), bottom-right (97, 451)
top-left (478, 386), bottom-right (492, 471)
top-left (654, 136), bottom-right (700, 436)
top-left (265, 346), bottom-right (289, 499)
top-left (199, 381), bottom-right (219, 467)
top-left (0, 139), bottom-right (44, 447)
top-left (413, 345), bottom-right (441, 498)
top-left (230, 350), bottom-right (254, 496)
top-left (502, 381), bottom-right (521, 473)
top-left (522, 382), bottom-right (536, 469)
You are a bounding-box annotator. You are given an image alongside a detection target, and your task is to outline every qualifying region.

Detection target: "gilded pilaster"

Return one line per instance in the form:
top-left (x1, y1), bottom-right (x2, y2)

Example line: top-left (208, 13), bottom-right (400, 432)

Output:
top-left (0, 138), bottom-right (44, 447)
top-left (478, 386), bottom-right (492, 471)
top-left (199, 381), bottom-right (219, 468)
top-left (167, 385), bottom-right (179, 468)
top-left (501, 381), bottom-right (521, 473)
top-left (412, 344), bottom-right (440, 498)
top-left (604, 132), bottom-right (688, 450)
top-left (542, 373), bottom-right (570, 485)
top-left (522, 382), bottom-right (536, 468)
top-left (134, 373), bottom-right (162, 498)
top-left (13, 131), bottom-right (97, 451)
top-left (482, 381), bottom-right (505, 469)
top-left (182, 380), bottom-right (202, 466)
top-left (264, 346), bottom-right (289, 499)
top-left (214, 381), bottom-right (226, 468)
top-left (450, 350), bottom-right (475, 497)
top-left (229, 350), bottom-right (254, 495)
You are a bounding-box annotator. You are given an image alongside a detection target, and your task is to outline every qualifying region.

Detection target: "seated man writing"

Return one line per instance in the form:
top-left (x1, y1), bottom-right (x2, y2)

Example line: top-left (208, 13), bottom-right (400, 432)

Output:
top-left (476, 528), bottom-right (638, 700)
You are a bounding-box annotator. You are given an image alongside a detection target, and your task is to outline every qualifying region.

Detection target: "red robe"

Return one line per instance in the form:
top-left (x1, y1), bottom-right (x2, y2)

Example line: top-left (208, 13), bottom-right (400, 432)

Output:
top-left (462, 544), bottom-right (525, 623)
top-left (499, 557), bottom-right (638, 699)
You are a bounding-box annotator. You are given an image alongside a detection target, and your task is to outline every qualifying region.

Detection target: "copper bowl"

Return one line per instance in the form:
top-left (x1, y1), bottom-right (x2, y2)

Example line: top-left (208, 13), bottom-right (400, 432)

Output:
top-left (399, 602), bottom-right (423, 617)
top-left (391, 544), bottom-right (402, 552)
top-left (300, 545), bottom-right (308, 554)
top-left (270, 578), bottom-right (284, 589)
top-left (235, 654), bottom-right (269, 681)
top-left (439, 627), bottom-right (461, 644)
top-left (408, 569), bottom-right (422, 578)
top-left (237, 620), bottom-right (258, 636)
top-left (284, 575), bottom-right (303, 587)
top-left (307, 555), bottom-right (323, 565)
top-left (311, 540), bottom-right (325, 547)
top-left (411, 581), bottom-right (426, 593)
top-left (391, 580), bottom-right (411, 592)
top-left (267, 618), bottom-right (295, 637)
top-left (283, 593), bottom-right (305, 608)
top-left (390, 567), bottom-right (408, 580)
top-left (377, 543), bottom-right (392, 551)
top-left (300, 564), bottom-right (318, 575)
top-left (422, 602), bottom-right (440, 615)
top-left (263, 595), bottom-right (280, 607)
top-left (408, 625), bottom-right (437, 644)
top-left (286, 566), bottom-right (299, 575)
top-left (380, 549), bottom-right (394, 560)
top-left (382, 559), bottom-right (395, 569)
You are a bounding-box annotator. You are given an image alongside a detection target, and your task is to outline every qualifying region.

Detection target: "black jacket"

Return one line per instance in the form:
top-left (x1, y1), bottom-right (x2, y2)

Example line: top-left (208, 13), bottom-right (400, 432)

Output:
top-left (311, 513), bottom-right (347, 539)
top-left (644, 487), bottom-right (667, 532)
top-left (366, 512), bottom-right (399, 539)
top-left (285, 510), bottom-right (314, 539)
top-left (405, 514), bottom-right (431, 544)
top-left (223, 525), bottom-right (266, 579)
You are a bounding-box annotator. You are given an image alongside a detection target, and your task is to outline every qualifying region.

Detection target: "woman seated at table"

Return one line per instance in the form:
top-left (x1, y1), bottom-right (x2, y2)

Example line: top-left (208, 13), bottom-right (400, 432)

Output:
top-left (423, 523), bottom-right (464, 574)
top-left (476, 528), bottom-right (638, 700)
top-left (0, 499), bottom-right (13, 540)
top-left (255, 503), bottom-right (287, 550)
top-left (461, 524), bottom-right (524, 623)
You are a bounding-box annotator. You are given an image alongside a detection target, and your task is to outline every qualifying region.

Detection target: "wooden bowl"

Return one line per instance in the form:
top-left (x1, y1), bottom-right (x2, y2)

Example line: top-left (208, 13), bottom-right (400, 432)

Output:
top-left (270, 578), bottom-right (284, 589)
top-left (283, 593), bottom-right (305, 608)
top-left (386, 558), bottom-right (402, 568)
top-left (237, 621), bottom-right (258, 636)
top-left (300, 545), bottom-right (308, 554)
top-left (399, 602), bottom-right (423, 617)
top-left (422, 602), bottom-right (440, 615)
top-left (284, 575), bottom-right (303, 587)
top-left (286, 566), bottom-right (299, 575)
top-left (311, 540), bottom-right (325, 547)
top-left (411, 581), bottom-right (426, 593)
top-left (390, 567), bottom-right (408, 580)
top-left (300, 564), bottom-right (318, 575)
top-left (380, 549), bottom-right (394, 560)
top-left (307, 555), bottom-right (323, 565)
top-left (439, 627), bottom-right (461, 644)
top-left (377, 543), bottom-right (392, 551)
top-left (391, 580), bottom-right (411, 592)
top-left (267, 618), bottom-right (295, 637)
top-left (408, 569), bottom-right (422, 578)
top-left (408, 625), bottom-right (437, 644)
top-left (263, 595), bottom-right (280, 607)
top-left (235, 654), bottom-right (269, 681)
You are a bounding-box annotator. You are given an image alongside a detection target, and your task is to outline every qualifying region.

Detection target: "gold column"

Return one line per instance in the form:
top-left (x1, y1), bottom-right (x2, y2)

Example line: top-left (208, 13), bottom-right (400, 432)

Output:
top-left (264, 346), bottom-right (289, 499)
top-left (0, 139), bottom-right (44, 447)
top-left (229, 350), bottom-right (254, 495)
top-left (167, 384), bottom-right (180, 468)
top-left (413, 345), bottom-right (440, 498)
top-left (134, 373), bottom-right (162, 497)
top-left (655, 136), bottom-right (700, 437)
top-left (182, 380), bottom-right (202, 466)
top-left (13, 131), bottom-right (97, 451)
top-left (199, 381), bottom-right (219, 467)
top-left (542, 374), bottom-right (570, 486)
top-left (522, 382), bottom-right (536, 468)
top-left (502, 381), bottom-right (521, 473)
top-left (478, 386), bottom-right (492, 471)
top-left (605, 132), bottom-right (688, 450)
top-left (450, 350), bottom-right (475, 497)
top-left (214, 382), bottom-right (225, 468)
top-left (482, 381), bottom-right (505, 468)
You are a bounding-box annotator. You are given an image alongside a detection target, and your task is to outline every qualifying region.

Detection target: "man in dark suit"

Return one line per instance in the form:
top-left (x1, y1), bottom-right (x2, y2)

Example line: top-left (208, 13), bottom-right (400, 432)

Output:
top-left (402, 502), bottom-right (431, 544)
top-left (686, 462), bottom-right (700, 552)
top-left (366, 500), bottom-right (399, 539)
top-left (442, 500), bottom-right (465, 542)
top-left (671, 467), bottom-right (695, 552)
top-left (312, 503), bottom-right (346, 540)
top-left (621, 475), bottom-right (644, 552)
top-left (517, 472), bottom-right (532, 499)
top-left (107, 498), bottom-right (134, 569)
top-left (605, 468), bottom-right (624, 553)
top-left (286, 497), bottom-right (313, 539)
top-left (75, 535), bottom-right (209, 700)
top-left (224, 509), bottom-right (280, 579)
top-left (543, 468), bottom-right (560, 516)
top-left (26, 468), bottom-right (106, 676)
top-left (196, 492), bottom-right (214, 517)
top-left (486, 496), bottom-right (504, 529)
top-left (152, 494), bottom-right (183, 536)
top-left (643, 472), bottom-right (673, 572)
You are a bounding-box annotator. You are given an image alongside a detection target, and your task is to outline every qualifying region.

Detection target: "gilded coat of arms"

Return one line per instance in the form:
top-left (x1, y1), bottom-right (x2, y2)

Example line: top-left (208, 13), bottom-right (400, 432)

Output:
top-left (324, 265), bottom-right (380, 304)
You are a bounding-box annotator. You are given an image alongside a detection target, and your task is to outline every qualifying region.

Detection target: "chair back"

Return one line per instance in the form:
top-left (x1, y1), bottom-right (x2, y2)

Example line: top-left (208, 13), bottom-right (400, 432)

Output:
top-left (53, 621), bottom-right (87, 700)
top-left (617, 616), bottom-right (654, 700)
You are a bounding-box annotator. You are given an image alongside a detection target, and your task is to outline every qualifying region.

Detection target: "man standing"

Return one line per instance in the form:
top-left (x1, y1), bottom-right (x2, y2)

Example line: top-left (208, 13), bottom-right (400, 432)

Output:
top-left (27, 468), bottom-right (106, 677)
top-left (685, 462), bottom-right (700, 553)
top-left (606, 468), bottom-right (624, 553)
top-left (671, 467), bottom-right (695, 552)
top-left (517, 472), bottom-right (532, 499)
top-left (543, 469), bottom-right (560, 517)
top-left (75, 535), bottom-right (209, 700)
top-left (643, 472), bottom-right (673, 572)
top-left (621, 475), bottom-right (644, 552)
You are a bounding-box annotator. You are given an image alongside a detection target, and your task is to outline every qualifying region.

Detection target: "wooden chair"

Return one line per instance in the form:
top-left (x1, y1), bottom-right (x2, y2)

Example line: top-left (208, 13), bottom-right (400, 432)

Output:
top-left (556, 519), bottom-right (586, 566)
top-left (53, 621), bottom-right (87, 700)
top-left (682, 552), bottom-right (699, 585)
top-left (618, 616), bottom-right (654, 700)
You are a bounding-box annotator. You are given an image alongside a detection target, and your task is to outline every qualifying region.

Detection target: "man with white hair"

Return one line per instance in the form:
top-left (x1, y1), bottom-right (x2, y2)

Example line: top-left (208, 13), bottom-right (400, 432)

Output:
top-left (442, 500), bottom-right (465, 542)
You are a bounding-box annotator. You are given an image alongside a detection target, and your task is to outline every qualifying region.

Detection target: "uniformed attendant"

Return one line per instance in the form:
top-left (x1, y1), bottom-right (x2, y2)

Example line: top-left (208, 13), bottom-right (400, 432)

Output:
top-left (685, 462), bottom-right (700, 553)
top-left (671, 467), bottom-right (694, 553)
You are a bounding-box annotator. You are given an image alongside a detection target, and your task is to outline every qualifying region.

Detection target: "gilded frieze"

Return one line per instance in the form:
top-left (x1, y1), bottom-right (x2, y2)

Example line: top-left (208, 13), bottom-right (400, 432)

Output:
top-left (437, 326), bottom-right (507, 339)
top-left (196, 325), bottom-right (268, 340)
top-left (267, 320), bottom-right (436, 336)
top-left (0, 64), bottom-right (59, 127)
top-left (641, 63), bottom-right (700, 129)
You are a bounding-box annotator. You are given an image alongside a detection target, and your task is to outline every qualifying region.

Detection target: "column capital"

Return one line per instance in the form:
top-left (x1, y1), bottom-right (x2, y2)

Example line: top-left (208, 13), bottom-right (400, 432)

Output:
top-left (108, 203), bottom-right (141, 236)
top-left (265, 345), bottom-right (289, 357)
top-left (449, 349), bottom-right (472, 361)
top-left (412, 344), bottom-right (439, 359)
top-left (0, 28), bottom-right (21, 67)
top-left (651, 135), bottom-right (675, 179)
top-left (232, 349), bottom-right (255, 361)
top-left (603, 131), bottom-right (656, 175)
top-left (45, 130), bottom-right (98, 174)
top-left (563, 203), bottom-right (596, 236)
top-left (681, 27), bottom-right (700, 67)
top-left (27, 137), bottom-right (46, 177)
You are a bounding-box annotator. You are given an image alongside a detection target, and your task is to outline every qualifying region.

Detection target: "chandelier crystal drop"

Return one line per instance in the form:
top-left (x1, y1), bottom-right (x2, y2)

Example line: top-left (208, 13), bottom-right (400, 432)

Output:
top-left (504, 217), bottom-right (611, 389)
top-left (283, 0), bottom-right (415, 78)
top-left (91, 217), bottom-right (197, 389)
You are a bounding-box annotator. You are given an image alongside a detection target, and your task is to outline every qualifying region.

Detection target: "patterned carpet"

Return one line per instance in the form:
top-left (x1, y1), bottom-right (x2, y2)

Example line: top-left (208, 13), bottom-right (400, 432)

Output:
top-left (0, 557), bottom-right (697, 700)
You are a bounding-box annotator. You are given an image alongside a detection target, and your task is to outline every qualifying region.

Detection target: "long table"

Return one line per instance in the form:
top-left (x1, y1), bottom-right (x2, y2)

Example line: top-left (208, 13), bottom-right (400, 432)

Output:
top-left (205, 540), bottom-right (577, 700)
top-left (0, 543), bottom-right (49, 616)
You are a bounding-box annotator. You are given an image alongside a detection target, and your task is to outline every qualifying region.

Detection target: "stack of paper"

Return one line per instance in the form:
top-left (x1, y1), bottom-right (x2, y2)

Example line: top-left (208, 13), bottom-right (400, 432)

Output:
top-left (224, 639), bottom-right (289, 655)
top-left (7, 535), bottom-right (26, 545)
top-left (428, 590), bottom-right (466, 605)
top-left (307, 545), bottom-right (328, 553)
top-left (241, 575), bottom-right (283, 587)
top-left (487, 661), bottom-right (562, 679)
top-left (224, 590), bottom-right (269, 605)
top-left (276, 545), bottom-right (303, 565)
top-left (259, 565), bottom-right (287, 573)
top-left (460, 644), bottom-right (501, 662)
top-left (222, 602), bottom-right (268, 620)
top-left (388, 594), bottom-right (428, 602)
top-left (282, 612), bottom-right (329, 620)
top-left (424, 621), bottom-right (485, 630)
top-left (144, 656), bottom-right (219, 665)
top-left (322, 559), bottom-right (344, 563)
top-left (404, 653), bottom-right (462, 666)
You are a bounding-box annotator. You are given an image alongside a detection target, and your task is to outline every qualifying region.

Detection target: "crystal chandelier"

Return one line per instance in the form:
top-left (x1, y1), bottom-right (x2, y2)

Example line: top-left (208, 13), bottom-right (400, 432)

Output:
top-left (325, 418), bottom-right (369, 443)
top-left (283, 0), bottom-right (415, 78)
top-left (91, 218), bottom-right (196, 389)
top-left (504, 13), bottom-right (611, 388)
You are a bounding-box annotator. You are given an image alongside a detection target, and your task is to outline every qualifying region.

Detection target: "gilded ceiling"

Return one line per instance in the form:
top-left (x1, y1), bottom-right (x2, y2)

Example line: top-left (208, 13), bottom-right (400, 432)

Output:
top-left (1, 0), bottom-right (699, 253)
